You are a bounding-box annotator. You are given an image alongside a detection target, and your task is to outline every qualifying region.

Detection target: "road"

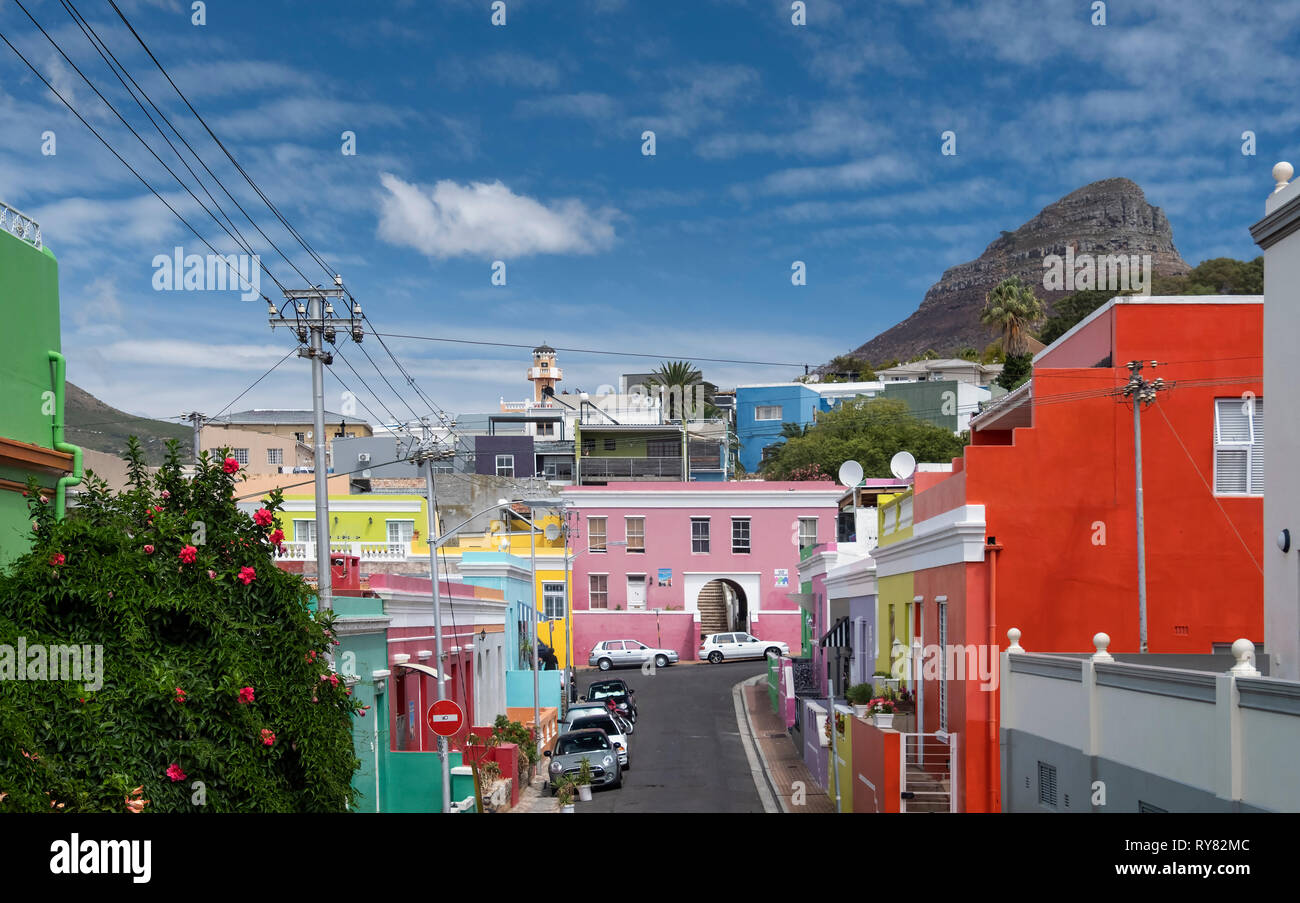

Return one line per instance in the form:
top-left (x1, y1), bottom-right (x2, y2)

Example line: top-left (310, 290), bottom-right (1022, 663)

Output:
top-left (567, 658), bottom-right (768, 813)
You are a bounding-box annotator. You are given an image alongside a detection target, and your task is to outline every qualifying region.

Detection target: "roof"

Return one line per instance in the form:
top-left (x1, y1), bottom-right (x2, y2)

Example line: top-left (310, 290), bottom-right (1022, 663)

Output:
top-left (878, 358), bottom-right (998, 372)
top-left (533, 343), bottom-right (556, 353)
top-left (219, 409), bottom-right (361, 425)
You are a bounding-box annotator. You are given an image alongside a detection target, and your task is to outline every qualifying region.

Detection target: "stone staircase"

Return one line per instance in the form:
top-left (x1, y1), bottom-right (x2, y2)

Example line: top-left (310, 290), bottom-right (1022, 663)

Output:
top-left (902, 767), bottom-right (951, 812)
top-left (698, 581), bottom-right (728, 635)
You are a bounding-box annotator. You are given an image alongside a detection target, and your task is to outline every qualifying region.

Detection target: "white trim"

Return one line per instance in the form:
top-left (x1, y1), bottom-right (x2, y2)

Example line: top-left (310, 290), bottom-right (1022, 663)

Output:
top-left (281, 499), bottom-right (423, 513)
top-left (874, 505), bottom-right (987, 577)
top-left (682, 571), bottom-right (763, 576)
top-left (561, 488), bottom-right (843, 509)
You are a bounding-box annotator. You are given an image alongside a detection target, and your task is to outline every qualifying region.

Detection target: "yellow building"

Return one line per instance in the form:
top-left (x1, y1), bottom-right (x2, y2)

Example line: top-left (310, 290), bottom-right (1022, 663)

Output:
top-left (873, 491), bottom-right (915, 679)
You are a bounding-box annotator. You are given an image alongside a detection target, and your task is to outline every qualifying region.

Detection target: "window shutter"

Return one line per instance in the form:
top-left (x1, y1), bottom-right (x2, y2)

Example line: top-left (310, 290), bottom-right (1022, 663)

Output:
top-left (1215, 449), bottom-right (1248, 494)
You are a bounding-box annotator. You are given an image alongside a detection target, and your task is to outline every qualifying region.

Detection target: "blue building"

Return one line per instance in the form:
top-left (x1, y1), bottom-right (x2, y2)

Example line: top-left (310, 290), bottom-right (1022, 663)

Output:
top-left (736, 382), bottom-right (884, 473)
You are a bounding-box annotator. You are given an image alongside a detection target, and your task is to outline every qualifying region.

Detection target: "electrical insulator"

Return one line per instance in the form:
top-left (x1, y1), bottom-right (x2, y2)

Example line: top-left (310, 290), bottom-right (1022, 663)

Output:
top-left (296, 326), bottom-right (308, 344)
top-left (352, 324), bottom-right (364, 343)
top-left (296, 302), bottom-right (307, 315)
top-left (324, 326), bottom-right (337, 344)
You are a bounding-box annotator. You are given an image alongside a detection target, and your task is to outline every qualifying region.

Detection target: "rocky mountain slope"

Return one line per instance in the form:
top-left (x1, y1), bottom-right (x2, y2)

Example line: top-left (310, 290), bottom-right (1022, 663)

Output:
top-left (65, 382), bottom-right (192, 466)
top-left (846, 178), bottom-right (1191, 364)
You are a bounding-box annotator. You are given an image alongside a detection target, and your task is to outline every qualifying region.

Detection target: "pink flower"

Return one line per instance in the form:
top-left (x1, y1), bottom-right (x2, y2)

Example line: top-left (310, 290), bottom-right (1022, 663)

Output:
top-left (311, 696), bottom-right (318, 703)
top-left (178, 545), bottom-right (198, 564)
top-left (328, 674), bottom-right (340, 687)
top-left (269, 528), bottom-right (285, 545)
top-left (238, 686), bottom-right (255, 705)
top-left (48, 553), bottom-right (65, 567)
top-left (174, 688), bottom-right (186, 704)
top-left (238, 566), bottom-right (256, 585)
top-left (161, 490), bottom-right (170, 500)
top-left (305, 650), bottom-right (316, 662)
top-left (207, 569), bottom-right (216, 580)
top-left (143, 544), bottom-right (155, 555)
top-left (40, 496), bottom-right (49, 504)
top-left (153, 506), bottom-right (164, 513)
top-left (260, 729), bottom-right (276, 747)
top-left (223, 457), bottom-right (239, 474)
top-left (253, 508), bottom-right (273, 527)
top-left (166, 763), bottom-right (186, 782)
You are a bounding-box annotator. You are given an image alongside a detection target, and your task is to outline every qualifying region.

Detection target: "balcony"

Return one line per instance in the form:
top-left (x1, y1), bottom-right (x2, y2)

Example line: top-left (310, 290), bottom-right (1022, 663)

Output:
top-left (1, 201), bottom-right (41, 249)
top-left (578, 456), bottom-right (683, 481)
top-left (277, 540), bottom-right (411, 561)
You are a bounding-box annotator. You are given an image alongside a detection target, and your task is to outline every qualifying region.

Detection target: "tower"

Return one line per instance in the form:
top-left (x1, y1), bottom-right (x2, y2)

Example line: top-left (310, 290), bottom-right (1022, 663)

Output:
top-left (528, 343), bottom-right (562, 403)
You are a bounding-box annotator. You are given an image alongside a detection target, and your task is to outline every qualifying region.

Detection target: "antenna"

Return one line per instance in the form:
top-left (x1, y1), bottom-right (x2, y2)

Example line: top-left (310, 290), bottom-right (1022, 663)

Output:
top-left (889, 451), bottom-right (917, 480)
top-left (837, 460), bottom-right (863, 488)
top-left (544, 523), bottom-right (561, 541)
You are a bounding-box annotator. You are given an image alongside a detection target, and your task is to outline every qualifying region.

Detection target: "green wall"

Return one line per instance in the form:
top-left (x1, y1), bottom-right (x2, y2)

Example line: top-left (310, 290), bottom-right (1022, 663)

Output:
top-left (881, 380), bottom-right (959, 432)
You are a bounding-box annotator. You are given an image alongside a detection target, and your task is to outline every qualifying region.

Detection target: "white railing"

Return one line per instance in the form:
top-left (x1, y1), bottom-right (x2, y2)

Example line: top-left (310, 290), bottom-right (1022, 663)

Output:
top-left (1, 201), bottom-right (42, 249)
top-left (276, 540), bottom-right (411, 561)
top-left (900, 732), bottom-right (956, 813)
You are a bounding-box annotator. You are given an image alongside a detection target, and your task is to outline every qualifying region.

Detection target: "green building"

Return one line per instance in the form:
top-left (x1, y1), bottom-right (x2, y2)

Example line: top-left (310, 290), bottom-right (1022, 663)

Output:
top-left (0, 203), bottom-right (81, 568)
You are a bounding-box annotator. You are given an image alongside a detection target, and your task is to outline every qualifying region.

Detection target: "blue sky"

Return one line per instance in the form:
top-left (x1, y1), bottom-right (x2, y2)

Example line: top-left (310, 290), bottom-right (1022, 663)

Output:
top-left (1, 0), bottom-right (1297, 423)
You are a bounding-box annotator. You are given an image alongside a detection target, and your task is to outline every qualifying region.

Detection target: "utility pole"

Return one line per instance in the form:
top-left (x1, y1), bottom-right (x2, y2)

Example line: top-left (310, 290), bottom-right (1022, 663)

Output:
top-left (182, 411), bottom-right (207, 464)
top-left (269, 277), bottom-right (363, 613)
top-left (1120, 360), bottom-right (1166, 654)
top-left (412, 441), bottom-right (453, 813)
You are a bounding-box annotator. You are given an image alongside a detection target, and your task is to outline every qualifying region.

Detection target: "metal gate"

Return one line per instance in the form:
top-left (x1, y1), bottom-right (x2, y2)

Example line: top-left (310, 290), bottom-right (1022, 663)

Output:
top-left (900, 732), bottom-right (957, 812)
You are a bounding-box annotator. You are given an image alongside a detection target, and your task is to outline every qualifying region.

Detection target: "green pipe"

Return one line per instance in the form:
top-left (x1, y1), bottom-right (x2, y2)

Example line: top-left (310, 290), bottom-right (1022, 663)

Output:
top-left (47, 350), bottom-right (82, 519)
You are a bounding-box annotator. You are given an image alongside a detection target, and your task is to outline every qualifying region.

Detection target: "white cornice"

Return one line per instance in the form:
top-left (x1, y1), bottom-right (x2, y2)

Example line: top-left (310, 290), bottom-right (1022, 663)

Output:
top-left (825, 556), bottom-right (877, 599)
top-left (873, 505), bottom-right (987, 577)
top-left (377, 594), bottom-right (509, 628)
top-left (281, 499), bottom-right (423, 513)
top-left (561, 488), bottom-right (842, 509)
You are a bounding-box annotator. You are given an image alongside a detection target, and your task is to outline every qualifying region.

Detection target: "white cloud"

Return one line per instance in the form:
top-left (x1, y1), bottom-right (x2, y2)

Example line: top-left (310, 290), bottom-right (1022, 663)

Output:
top-left (376, 173), bottom-right (618, 259)
top-left (738, 155), bottom-right (914, 198)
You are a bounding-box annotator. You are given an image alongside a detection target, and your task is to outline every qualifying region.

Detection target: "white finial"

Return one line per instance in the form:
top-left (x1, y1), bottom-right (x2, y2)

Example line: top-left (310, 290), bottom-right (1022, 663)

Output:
top-left (1007, 627), bottom-right (1024, 653)
top-left (1091, 632), bottom-right (1113, 662)
top-left (1229, 638), bottom-right (1260, 677)
top-left (1273, 162), bottom-right (1293, 194)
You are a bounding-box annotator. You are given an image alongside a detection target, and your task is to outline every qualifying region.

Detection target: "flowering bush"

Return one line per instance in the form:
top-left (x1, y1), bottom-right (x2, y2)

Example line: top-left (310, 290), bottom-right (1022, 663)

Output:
top-left (0, 439), bottom-right (361, 812)
top-left (868, 698), bottom-right (896, 715)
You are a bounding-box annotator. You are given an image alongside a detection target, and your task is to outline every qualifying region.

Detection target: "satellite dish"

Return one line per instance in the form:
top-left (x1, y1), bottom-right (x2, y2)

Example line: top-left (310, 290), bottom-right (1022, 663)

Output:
top-left (890, 451), bottom-right (917, 480)
top-left (544, 523), bottom-right (561, 541)
top-left (837, 460), bottom-right (863, 488)
top-left (306, 431), bottom-right (313, 439)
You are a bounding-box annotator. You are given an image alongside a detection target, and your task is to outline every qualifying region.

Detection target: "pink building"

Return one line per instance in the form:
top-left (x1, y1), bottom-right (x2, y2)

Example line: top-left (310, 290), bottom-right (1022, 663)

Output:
top-left (562, 482), bottom-right (842, 661)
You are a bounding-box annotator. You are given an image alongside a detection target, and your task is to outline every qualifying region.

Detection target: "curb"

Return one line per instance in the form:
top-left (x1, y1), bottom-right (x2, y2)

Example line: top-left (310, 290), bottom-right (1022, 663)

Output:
top-left (732, 675), bottom-right (785, 814)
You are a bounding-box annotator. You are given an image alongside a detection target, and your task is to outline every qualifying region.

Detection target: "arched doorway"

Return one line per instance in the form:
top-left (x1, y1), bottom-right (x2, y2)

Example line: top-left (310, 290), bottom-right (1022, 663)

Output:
top-left (696, 578), bottom-right (748, 635)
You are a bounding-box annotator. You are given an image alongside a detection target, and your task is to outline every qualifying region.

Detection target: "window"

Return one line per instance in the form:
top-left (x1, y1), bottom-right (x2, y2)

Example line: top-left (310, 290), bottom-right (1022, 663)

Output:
top-left (433, 462), bottom-right (454, 474)
top-left (647, 438), bottom-right (678, 457)
top-left (581, 438), bottom-right (595, 456)
top-left (589, 574), bottom-right (608, 609)
top-left (232, 448), bottom-right (249, 465)
top-left (798, 517), bottom-right (818, 550)
top-left (496, 454), bottom-right (515, 477)
top-left (542, 582), bottom-right (566, 620)
top-left (387, 520), bottom-right (414, 545)
top-left (1138, 801), bottom-right (1167, 814)
top-left (691, 517), bottom-right (710, 553)
top-left (535, 421), bottom-right (556, 437)
top-left (732, 517), bottom-right (751, 553)
top-left (626, 517), bottom-right (645, 552)
top-left (755, 405), bottom-right (782, 421)
top-left (603, 438), bottom-right (617, 451)
top-left (293, 519), bottom-right (316, 542)
top-left (294, 432), bottom-right (305, 442)
top-left (1038, 761), bottom-right (1058, 809)
top-left (1214, 397), bottom-right (1263, 495)
top-left (267, 448), bottom-right (283, 466)
top-left (938, 600), bottom-right (948, 733)
top-left (588, 517), bottom-right (607, 552)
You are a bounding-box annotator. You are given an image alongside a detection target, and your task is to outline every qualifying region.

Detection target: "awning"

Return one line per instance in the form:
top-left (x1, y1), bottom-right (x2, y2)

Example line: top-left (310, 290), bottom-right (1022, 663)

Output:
top-left (819, 616), bottom-right (851, 649)
top-left (392, 662), bottom-right (441, 679)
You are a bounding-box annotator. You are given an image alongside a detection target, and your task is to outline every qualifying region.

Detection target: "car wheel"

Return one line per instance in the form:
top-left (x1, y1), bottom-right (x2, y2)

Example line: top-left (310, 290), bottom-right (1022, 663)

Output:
top-left (765, 647), bottom-right (782, 658)
top-left (708, 651), bottom-right (723, 664)
top-left (597, 658), bottom-right (613, 671)
top-left (654, 654), bottom-right (669, 669)
top-left (623, 758), bottom-right (630, 771)
top-left (612, 772), bottom-right (622, 789)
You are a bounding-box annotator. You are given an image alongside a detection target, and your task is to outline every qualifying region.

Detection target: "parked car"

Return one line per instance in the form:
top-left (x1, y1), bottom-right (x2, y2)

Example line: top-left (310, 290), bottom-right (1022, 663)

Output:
top-left (699, 632), bottom-right (789, 664)
top-left (564, 701), bottom-right (633, 735)
top-left (544, 728), bottom-right (622, 793)
top-left (583, 678), bottom-right (638, 722)
top-left (560, 710), bottom-right (630, 768)
top-left (588, 639), bottom-right (678, 671)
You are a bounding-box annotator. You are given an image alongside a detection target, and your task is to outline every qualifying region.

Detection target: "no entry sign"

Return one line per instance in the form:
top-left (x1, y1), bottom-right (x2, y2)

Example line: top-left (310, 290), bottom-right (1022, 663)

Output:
top-left (426, 699), bottom-right (465, 737)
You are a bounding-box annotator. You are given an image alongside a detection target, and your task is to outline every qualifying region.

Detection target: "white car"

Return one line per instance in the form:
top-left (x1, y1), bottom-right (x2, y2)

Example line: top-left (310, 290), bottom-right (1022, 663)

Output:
top-left (699, 632), bottom-right (789, 664)
top-left (588, 639), bottom-right (678, 671)
top-left (559, 709), bottom-right (631, 768)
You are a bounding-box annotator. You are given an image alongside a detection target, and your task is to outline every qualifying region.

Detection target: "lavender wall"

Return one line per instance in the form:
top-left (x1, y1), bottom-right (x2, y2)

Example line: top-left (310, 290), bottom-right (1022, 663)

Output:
top-left (801, 697), bottom-right (831, 790)
top-left (474, 436), bottom-right (535, 477)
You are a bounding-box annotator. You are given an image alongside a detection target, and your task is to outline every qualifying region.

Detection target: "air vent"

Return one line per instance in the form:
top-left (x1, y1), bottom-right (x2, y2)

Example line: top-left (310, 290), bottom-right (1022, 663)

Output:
top-left (1038, 761), bottom-right (1058, 809)
top-left (357, 453), bottom-right (371, 464)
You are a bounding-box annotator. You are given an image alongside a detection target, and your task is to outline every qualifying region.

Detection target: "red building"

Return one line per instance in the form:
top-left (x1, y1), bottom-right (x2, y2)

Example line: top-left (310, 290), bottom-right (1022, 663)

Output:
top-left (872, 295), bottom-right (1264, 812)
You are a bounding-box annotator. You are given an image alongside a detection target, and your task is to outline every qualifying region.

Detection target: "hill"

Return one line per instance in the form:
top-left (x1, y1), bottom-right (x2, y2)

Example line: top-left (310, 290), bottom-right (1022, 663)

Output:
top-left (65, 382), bottom-right (192, 466)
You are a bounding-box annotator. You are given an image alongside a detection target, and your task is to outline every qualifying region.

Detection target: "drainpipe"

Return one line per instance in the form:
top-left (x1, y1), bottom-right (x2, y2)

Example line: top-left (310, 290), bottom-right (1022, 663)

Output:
top-left (47, 351), bottom-right (82, 519)
top-left (985, 539), bottom-right (1003, 814)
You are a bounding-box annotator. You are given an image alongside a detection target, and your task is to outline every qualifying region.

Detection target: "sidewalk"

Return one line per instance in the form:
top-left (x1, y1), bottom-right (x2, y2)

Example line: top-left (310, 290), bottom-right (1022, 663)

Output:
top-left (738, 677), bottom-right (835, 813)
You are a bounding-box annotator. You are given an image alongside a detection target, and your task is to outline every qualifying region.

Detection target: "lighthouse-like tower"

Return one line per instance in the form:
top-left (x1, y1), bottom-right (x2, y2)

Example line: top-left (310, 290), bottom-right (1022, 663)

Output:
top-left (528, 343), bottom-right (562, 402)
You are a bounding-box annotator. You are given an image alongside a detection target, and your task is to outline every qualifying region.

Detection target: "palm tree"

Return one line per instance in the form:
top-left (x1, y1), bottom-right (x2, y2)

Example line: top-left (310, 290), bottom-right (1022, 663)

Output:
top-left (980, 277), bottom-right (1045, 357)
top-left (647, 360), bottom-right (705, 421)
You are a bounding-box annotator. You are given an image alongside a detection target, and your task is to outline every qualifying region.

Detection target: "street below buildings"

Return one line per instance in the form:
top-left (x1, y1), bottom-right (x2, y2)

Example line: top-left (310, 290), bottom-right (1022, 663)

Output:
top-left (546, 660), bottom-right (768, 813)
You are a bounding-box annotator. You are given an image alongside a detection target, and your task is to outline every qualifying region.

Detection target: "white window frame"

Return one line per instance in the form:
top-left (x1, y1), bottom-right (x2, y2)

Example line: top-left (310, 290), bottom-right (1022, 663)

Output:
top-left (495, 454), bottom-right (515, 478)
top-left (732, 517), bottom-right (751, 553)
top-left (1213, 397), bottom-right (1263, 496)
top-left (938, 599), bottom-right (949, 734)
top-left (232, 447), bottom-right (249, 466)
top-left (588, 516), bottom-right (607, 553)
top-left (542, 581), bottom-right (566, 620)
top-left (267, 447), bottom-right (283, 467)
top-left (293, 519), bottom-right (316, 543)
top-left (626, 515), bottom-right (645, 553)
top-left (387, 519), bottom-right (415, 545)
top-left (754, 405), bottom-right (782, 421)
top-left (589, 573), bottom-right (609, 610)
top-left (691, 517), bottom-right (710, 554)
top-left (798, 517), bottom-right (818, 550)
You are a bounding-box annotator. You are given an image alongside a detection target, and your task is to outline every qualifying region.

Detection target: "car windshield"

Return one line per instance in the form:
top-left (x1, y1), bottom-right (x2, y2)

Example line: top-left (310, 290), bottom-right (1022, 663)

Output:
top-left (571, 716), bottom-right (619, 735)
top-left (588, 687), bottom-right (625, 700)
top-left (556, 733), bottom-right (610, 755)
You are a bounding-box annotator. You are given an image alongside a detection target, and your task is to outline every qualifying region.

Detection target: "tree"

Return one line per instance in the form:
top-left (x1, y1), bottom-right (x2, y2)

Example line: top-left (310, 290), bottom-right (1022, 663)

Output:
top-left (0, 439), bottom-right (362, 812)
top-left (647, 360), bottom-right (711, 420)
top-left (781, 422), bottom-right (810, 440)
top-left (997, 353), bottom-right (1033, 391)
top-left (759, 398), bottom-right (966, 480)
top-left (981, 276), bottom-right (1045, 357)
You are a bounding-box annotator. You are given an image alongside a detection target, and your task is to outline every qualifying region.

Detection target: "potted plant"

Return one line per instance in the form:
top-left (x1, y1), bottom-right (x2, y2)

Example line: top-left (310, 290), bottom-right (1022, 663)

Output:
top-left (576, 757), bottom-right (594, 802)
top-left (874, 669), bottom-right (901, 692)
top-left (845, 682), bottom-right (875, 718)
top-left (870, 696), bottom-right (897, 729)
top-left (555, 777), bottom-right (577, 813)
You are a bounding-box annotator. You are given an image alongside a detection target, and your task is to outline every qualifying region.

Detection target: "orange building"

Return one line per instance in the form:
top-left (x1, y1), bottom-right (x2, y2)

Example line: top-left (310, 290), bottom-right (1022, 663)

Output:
top-left (871, 295), bottom-right (1264, 812)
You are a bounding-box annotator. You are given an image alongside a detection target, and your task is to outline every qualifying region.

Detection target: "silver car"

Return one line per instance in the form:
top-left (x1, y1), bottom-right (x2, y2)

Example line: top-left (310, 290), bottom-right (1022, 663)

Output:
top-left (588, 639), bottom-right (679, 671)
top-left (560, 710), bottom-right (630, 768)
top-left (545, 728), bottom-right (622, 793)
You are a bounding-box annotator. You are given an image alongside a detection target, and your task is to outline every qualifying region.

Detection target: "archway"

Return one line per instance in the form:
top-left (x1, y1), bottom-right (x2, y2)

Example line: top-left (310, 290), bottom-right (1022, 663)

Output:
top-left (696, 578), bottom-right (749, 636)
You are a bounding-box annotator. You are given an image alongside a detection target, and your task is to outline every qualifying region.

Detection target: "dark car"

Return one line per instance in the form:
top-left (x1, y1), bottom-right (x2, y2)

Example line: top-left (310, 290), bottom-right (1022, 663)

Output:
top-left (584, 679), bottom-right (638, 722)
top-left (544, 728), bottom-right (622, 793)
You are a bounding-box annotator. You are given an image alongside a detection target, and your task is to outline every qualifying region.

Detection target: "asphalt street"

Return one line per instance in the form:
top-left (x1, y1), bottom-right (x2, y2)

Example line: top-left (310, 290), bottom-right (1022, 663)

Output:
top-left (564, 658), bottom-right (768, 813)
